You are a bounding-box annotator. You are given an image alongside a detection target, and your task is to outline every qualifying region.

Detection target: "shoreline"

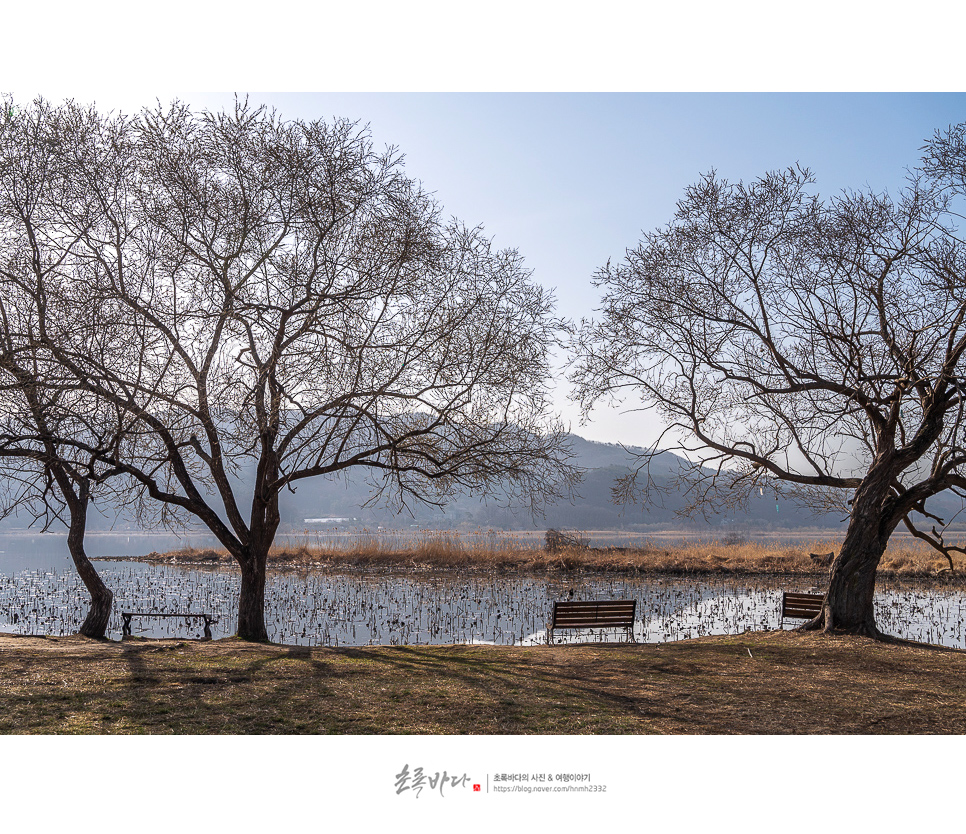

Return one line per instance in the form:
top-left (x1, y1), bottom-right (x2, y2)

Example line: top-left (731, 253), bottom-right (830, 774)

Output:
top-left (90, 541), bottom-right (966, 584)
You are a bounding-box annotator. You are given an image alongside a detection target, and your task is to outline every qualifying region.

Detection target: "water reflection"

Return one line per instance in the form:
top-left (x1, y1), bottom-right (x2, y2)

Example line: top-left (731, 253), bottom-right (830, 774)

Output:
top-left (0, 562), bottom-right (963, 649)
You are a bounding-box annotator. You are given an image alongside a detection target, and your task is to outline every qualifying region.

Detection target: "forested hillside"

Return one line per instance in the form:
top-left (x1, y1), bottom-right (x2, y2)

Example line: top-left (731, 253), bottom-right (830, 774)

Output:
top-left (7, 432), bottom-right (962, 535)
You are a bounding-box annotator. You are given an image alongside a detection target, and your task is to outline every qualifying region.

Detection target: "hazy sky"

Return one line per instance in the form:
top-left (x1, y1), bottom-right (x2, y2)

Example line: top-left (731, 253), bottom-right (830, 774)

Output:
top-left (4, 8), bottom-right (965, 817)
top-left (7, 0), bottom-right (964, 448)
top-left (8, 0), bottom-right (965, 448)
top-left (43, 91), bottom-right (958, 447)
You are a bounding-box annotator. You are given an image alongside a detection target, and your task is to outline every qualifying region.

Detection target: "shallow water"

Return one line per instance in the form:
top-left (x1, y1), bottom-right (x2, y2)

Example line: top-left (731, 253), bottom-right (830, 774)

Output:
top-left (0, 561), bottom-right (963, 648)
top-left (0, 532), bottom-right (222, 574)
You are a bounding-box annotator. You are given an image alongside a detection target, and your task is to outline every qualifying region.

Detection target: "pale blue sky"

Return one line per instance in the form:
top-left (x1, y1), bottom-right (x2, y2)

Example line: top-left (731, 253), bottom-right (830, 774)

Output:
top-left (60, 92), bottom-right (964, 447)
top-left (8, 1), bottom-right (964, 449)
top-left (4, 6), bottom-right (966, 813)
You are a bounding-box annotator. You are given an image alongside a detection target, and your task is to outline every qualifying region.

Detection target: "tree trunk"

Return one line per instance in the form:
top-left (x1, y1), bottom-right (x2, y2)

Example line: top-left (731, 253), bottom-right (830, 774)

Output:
top-left (800, 521), bottom-right (887, 637)
top-left (800, 460), bottom-right (898, 638)
top-left (66, 499), bottom-right (114, 638)
top-left (234, 457), bottom-right (281, 642)
top-left (236, 546), bottom-right (269, 642)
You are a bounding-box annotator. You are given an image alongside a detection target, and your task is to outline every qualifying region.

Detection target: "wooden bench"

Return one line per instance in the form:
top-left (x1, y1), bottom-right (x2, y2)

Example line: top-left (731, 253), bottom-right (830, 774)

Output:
top-left (780, 593), bottom-right (824, 625)
top-left (122, 612), bottom-right (218, 640)
top-left (548, 599), bottom-right (636, 645)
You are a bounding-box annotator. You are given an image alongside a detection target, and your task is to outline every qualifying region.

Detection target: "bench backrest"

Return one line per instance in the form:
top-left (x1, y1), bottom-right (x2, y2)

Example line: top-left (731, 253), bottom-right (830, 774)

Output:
top-left (781, 592), bottom-right (824, 620)
top-left (551, 599), bottom-right (636, 629)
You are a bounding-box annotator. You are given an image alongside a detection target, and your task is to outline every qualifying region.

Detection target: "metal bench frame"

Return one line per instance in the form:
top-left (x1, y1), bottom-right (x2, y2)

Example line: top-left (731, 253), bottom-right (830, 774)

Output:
top-left (121, 611), bottom-right (219, 640)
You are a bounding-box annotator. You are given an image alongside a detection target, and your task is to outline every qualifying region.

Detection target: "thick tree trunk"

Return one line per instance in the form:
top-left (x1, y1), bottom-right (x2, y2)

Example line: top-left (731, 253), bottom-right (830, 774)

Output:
top-left (234, 452), bottom-right (282, 642)
top-left (800, 519), bottom-right (887, 637)
top-left (800, 458), bottom-right (898, 638)
top-left (236, 546), bottom-right (270, 642)
top-left (66, 500), bottom-right (114, 638)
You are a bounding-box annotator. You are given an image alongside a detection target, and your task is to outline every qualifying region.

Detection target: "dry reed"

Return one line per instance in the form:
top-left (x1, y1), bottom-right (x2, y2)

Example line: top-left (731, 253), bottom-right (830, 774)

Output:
top-left (131, 531), bottom-right (960, 577)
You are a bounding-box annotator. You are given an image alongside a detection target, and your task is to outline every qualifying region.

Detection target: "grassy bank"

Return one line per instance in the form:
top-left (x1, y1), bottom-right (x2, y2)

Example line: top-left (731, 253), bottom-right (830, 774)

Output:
top-left (2, 630), bottom-right (964, 734)
top-left (124, 534), bottom-right (960, 579)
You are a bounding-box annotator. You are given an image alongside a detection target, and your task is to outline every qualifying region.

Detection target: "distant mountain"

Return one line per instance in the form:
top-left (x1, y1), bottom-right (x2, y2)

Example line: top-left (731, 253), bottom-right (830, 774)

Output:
top-left (268, 435), bottom-right (849, 532)
top-left (7, 432), bottom-right (963, 535)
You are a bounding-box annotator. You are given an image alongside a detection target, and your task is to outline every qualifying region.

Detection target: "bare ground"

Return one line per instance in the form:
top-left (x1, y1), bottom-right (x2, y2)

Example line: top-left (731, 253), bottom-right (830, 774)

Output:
top-left (2, 629), bottom-right (965, 734)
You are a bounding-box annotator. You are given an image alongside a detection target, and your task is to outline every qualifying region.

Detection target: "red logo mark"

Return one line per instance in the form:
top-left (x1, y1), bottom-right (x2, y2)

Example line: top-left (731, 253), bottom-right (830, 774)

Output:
top-left (473, 784), bottom-right (481, 792)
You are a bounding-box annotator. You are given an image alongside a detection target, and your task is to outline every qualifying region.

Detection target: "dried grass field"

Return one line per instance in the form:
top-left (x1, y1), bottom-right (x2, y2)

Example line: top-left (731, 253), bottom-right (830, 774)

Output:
top-left (1, 629), bottom-right (964, 734)
top-left (130, 531), bottom-right (962, 579)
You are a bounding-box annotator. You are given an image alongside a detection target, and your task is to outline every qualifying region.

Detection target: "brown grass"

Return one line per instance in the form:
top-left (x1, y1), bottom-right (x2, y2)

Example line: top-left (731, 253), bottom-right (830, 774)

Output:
top-left (2, 629), bottom-right (965, 734)
top-left (129, 533), bottom-right (959, 578)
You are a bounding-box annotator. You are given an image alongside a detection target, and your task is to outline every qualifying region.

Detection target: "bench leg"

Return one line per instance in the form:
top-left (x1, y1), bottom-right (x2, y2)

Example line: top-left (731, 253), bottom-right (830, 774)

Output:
top-left (203, 617), bottom-right (213, 641)
top-left (122, 614), bottom-right (132, 637)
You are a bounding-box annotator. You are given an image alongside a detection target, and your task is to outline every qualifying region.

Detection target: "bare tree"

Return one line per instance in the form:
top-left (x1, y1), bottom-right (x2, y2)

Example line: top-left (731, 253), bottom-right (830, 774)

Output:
top-left (0, 352), bottom-right (127, 638)
top-left (571, 141), bottom-right (966, 638)
top-left (0, 98), bottom-right (136, 637)
top-left (9, 98), bottom-right (577, 641)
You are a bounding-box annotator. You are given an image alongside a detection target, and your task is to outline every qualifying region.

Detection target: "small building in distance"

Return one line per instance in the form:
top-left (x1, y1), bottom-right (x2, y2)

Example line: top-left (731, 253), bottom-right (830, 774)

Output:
top-left (303, 517), bottom-right (359, 525)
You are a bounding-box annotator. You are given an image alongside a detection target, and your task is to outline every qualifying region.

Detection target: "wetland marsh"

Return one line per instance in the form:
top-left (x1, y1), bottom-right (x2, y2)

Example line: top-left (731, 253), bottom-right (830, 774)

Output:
top-left (1, 530), bottom-right (963, 648)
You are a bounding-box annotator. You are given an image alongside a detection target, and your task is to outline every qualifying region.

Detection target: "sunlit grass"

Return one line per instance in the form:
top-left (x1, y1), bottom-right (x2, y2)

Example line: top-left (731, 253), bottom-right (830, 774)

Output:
top-left (3, 630), bottom-right (966, 734)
